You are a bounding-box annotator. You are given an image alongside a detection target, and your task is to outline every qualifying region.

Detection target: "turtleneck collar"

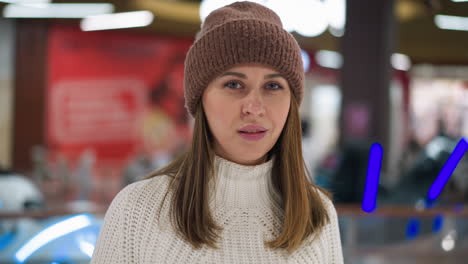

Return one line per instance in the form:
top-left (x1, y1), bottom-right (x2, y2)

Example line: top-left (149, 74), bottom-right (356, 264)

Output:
top-left (209, 154), bottom-right (280, 210)
top-left (213, 154), bottom-right (274, 181)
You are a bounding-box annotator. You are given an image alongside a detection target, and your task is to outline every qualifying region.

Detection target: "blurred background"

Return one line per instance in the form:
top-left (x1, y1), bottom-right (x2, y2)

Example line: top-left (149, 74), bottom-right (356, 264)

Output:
top-left (0, 0), bottom-right (467, 263)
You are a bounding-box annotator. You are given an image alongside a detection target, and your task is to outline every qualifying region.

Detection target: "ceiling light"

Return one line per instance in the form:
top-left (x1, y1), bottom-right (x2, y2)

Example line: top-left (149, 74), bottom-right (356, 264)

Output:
top-left (435, 14), bottom-right (468, 31)
top-left (315, 50), bottom-right (343, 69)
top-left (200, 0), bottom-right (346, 38)
top-left (391, 53), bottom-right (411, 71)
top-left (3, 3), bottom-right (114, 18)
top-left (80, 11), bottom-right (154, 31)
top-left (301, 49), bottom-right (310, 72)
top-left (325, 0), bottom-right (346, 31)
top-left (293, 0), bottom-right (328, 37)
top-left (0, 0), bottom-right (50, 4)
top-left (329, 27), bottom-right (344, 37)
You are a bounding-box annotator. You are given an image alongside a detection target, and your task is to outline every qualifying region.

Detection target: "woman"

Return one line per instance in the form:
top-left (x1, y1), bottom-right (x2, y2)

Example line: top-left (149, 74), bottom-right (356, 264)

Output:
top-left (91, 2), bottom-right (343, 263)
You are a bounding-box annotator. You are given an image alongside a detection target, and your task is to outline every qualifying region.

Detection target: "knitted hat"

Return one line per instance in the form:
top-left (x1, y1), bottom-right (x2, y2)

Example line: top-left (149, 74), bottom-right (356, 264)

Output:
top-left (183, 1), bottom-right (304, 117)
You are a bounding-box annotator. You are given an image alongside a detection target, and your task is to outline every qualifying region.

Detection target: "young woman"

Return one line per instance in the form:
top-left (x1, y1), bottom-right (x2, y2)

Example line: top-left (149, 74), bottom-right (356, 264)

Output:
top-left (91, 2), bottom-right (343, 263)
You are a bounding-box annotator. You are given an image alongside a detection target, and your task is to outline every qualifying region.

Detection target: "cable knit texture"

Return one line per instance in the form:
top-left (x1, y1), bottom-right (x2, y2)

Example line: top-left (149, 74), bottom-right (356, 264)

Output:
top-left (184, 1), bottom-right (304, 117)
top-left (91, 155), bottom-right (344, 263)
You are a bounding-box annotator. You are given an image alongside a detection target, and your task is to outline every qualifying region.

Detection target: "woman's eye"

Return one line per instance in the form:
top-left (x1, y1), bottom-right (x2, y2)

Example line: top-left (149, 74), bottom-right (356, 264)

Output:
top-left (266, 82), bottom-right (282, 90)
top-left (224, 81), bottom-right (242, 89)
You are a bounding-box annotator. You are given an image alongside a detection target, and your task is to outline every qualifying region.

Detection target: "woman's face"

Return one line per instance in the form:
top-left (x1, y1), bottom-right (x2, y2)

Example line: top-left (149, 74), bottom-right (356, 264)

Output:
top-left (202, 63), bottom-right (291, 165)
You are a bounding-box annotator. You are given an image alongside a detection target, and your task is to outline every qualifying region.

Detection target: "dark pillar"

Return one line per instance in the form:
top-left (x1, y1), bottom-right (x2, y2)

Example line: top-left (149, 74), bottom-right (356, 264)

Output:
top-left (13, 20), bottom-right (49, 172)
top-left (334, 0), bottom-right (396, 202)
top-left (340, 0), bottom-right (396, 163)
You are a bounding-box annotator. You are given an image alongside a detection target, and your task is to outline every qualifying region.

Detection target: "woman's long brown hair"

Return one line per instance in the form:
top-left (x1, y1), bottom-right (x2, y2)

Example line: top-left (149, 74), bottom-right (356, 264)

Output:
top-left (144, 94), bottom-right (330, 253)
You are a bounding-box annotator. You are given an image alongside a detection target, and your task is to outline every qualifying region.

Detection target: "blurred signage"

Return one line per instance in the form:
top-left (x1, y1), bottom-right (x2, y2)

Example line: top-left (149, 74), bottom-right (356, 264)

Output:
top-left (49, 79), bottom-right (145, 144)
top-left (47, 23), bottom-right (193, 167)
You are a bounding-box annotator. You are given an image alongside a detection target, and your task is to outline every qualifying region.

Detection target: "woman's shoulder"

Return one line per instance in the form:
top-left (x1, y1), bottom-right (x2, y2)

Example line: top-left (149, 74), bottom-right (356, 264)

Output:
top-left (130, 174), bottom-right (173, 194)
top-left (311, 185), bottom-right (333, 204)
top-left (119, 174), bottom-right (172, 195)
top-left (105, 175), bottom-right (173, 216)
top-left (310, 185), bottom-right (338, 218)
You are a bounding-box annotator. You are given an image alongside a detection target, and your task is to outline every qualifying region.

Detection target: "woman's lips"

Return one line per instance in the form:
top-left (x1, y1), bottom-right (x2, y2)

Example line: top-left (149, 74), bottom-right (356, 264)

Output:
top-left (238, 131), bottom-right (267, 141)
top-left (239, 124), bottom-right (267, 132)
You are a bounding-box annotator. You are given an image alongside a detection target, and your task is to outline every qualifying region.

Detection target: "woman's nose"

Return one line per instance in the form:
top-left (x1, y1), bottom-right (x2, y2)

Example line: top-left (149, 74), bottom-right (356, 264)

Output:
top-left (241, 91), bottom-right (265, 116)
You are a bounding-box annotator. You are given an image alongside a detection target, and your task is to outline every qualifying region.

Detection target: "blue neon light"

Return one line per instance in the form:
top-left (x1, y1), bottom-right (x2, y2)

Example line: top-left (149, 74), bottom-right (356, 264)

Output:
top-left (362, 143), bottom-right (383, 213)
top-left (406, 217), bottom-right (420, 240)
top-left (428, 137), bottom-right (468, 201)
top-left (0, 231), bottom-right (15, 251)
top-left (14, 214), bottom-right (93, 263)
top-left (432, 214), bottom-right (444, 233)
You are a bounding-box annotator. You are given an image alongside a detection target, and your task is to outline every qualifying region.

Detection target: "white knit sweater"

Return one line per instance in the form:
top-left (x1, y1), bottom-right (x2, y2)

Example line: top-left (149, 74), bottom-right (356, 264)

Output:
top-left (91, 155), bottom-right (344, 263)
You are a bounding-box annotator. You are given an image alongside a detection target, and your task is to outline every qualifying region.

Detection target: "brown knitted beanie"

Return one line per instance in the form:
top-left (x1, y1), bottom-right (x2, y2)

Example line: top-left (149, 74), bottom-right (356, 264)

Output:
top-left (184, 1), bottom-right (304, 117)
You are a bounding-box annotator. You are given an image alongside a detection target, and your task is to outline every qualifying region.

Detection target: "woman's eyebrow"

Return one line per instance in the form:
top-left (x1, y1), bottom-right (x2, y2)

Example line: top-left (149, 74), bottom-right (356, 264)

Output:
top-left (264, 73), bottom-right (284, 79)
top-left (220, 72), bottom-right (284, 80)
top-left (221, 72), bottom-right (247, 79)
